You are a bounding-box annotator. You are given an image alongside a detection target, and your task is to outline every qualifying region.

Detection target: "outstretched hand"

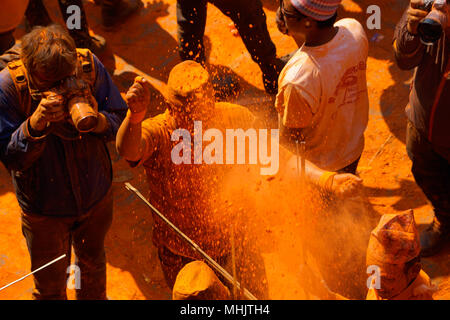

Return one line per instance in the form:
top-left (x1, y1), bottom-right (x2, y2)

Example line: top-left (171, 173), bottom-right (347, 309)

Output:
top-left (332, 173), bottom-right (363, 198)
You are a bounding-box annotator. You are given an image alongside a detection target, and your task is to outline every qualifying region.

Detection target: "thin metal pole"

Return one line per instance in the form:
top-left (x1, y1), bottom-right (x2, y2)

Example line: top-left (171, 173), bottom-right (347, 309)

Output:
top-left (0, 254), bottom-right (66, 292)
top-left (124, 183), bottom-right (258, 300)
top-left (231, 223), bottom-right (238, 299)
top-left (296, 140), bottom-right (300, 177)
top-left (300, 140), bottom-right (306, 184)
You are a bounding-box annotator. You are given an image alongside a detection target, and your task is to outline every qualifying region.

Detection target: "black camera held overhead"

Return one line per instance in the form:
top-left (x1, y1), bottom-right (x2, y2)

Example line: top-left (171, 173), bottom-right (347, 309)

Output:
top-left (417, 0), bottom-right (448, 44)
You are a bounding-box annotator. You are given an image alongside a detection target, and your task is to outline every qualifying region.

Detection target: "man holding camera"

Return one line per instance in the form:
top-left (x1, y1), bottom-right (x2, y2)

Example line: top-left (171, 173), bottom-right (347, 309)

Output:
top-left (0, 25), bottom-right (127, 299)
top-left (393, 0), bottom-right (449, 256)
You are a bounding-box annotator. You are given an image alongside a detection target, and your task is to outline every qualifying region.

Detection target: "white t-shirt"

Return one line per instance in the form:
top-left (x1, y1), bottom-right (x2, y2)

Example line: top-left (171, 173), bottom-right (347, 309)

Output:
top-left (275, 18), bottom-right (369, 172)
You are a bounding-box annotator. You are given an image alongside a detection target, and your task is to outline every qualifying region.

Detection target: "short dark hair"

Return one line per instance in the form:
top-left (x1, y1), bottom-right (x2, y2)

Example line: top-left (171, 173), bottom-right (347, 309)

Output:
top-left (20, 24), bottom-right (77, 82)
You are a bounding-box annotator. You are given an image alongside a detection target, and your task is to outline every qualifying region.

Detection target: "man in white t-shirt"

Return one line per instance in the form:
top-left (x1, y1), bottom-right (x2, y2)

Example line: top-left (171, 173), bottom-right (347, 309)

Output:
top-left (275, 0), bottom-right (369, 174)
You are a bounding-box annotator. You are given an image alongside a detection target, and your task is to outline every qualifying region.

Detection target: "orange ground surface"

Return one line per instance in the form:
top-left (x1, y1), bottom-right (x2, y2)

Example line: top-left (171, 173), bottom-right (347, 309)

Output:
top-left (0, 0), bottom-right (449, 300)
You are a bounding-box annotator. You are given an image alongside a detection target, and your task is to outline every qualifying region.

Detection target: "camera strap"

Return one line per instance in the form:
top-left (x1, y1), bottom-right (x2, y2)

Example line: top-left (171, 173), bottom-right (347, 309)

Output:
top-left (75, 48), bottom-right (96, 90)
top-left (6, 59), bottom-right (32, 117)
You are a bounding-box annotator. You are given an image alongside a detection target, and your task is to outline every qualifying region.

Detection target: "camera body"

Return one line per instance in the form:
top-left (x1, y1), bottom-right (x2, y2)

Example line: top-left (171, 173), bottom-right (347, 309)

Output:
top-left (44, 76), bottom-right (99, 133)
top-left (418, 0), bottom-right (448, 44)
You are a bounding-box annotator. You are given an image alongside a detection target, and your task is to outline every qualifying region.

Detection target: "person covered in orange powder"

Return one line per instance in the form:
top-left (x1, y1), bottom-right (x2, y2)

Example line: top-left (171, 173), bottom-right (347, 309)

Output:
top-left (365, 210), bottom-right (437, 300)
top-left (117, 60), bottom-right (268, 298)
top-left (314, 210), bottom-right (437, 300)
top-left (116, 60), bottom-right (363, 299)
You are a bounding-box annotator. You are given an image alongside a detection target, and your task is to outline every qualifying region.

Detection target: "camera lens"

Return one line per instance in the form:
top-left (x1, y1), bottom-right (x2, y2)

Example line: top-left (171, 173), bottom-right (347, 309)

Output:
top-left (418, 18), bottom-right (443, 44)
top-left (68, 96), bottom-right (98, 132)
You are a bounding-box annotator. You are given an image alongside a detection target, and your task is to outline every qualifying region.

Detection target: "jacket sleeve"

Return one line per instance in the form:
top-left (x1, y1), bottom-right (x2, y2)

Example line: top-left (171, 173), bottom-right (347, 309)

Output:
top-left (0, 71), bottom-right (47, 172)
top-left (393, 8), bottom-right (425, 70)
top-left (91, 54), bottom-right (128, 142)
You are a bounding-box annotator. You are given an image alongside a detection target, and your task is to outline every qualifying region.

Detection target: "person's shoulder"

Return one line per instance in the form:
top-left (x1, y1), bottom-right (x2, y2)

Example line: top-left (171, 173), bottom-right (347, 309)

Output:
top-left (142, 109), bottom-right (174, 131)
top-left (336, 18), bottom-right (368, 43)
top-left (0, 67), bottom-right (14, 87)
top-left (336, 18), bottom-right (364, 32)
top-left (214, 102), bottom-right (255, 127)
top-left (0, 67), bottom-right (18, 102)
top-left (280, 53), bottom-right (320, 89)
top-left (88, 50), bottom-right (104, 74)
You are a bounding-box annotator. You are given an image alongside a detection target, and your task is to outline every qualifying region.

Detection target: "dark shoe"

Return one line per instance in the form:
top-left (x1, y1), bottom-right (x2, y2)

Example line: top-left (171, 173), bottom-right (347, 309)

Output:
top-left (261, 57), bottom-right (286, 95)
top-left (72, 33), bottom-right (107, 56)
top-left (420, 217), bottom-right (450, 257)
top-left (211, 74), bottom-right (240, 100)
top-left (101, 0), bottom-right (143, 29)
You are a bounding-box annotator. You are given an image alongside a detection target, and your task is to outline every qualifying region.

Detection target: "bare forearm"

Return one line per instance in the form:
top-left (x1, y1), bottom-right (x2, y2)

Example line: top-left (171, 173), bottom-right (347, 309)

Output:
top-left (303, 160), bottom-right (326, 183)
top-left (116, 116), bottom-right (146, 162)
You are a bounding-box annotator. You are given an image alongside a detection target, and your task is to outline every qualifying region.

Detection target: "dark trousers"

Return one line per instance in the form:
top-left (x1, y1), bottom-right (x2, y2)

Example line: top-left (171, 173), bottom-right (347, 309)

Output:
top-left (176, 0), bottom-right (277, 75)
top-left (406, 121), bottom-right (450, 223)
top-left (158, 244), bottom-right (268, 299)
top-left (25, 0), bottom-right (91, 44)
top-left (21, 189), bottom-right (113, 300)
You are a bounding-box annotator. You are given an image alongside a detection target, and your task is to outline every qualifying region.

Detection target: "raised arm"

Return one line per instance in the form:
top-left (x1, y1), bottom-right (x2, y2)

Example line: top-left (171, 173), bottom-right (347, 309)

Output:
top-left (116, 76), bottom-right (152, 162)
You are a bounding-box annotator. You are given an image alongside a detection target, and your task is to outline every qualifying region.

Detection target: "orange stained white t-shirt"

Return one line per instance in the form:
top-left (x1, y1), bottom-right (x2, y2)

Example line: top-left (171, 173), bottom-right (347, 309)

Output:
top-left (275, 18), bottom-right (369, 172)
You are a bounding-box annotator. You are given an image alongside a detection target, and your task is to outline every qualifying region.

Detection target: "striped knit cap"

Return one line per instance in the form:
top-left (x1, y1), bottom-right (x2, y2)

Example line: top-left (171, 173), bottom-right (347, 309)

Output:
top-left (290, 0), bottom-right (341, 21)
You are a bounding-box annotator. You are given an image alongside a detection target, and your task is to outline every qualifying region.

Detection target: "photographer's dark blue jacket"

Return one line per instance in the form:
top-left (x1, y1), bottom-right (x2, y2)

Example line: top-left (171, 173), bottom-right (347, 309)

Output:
top-left (0, 54), bottom-right (127, 216)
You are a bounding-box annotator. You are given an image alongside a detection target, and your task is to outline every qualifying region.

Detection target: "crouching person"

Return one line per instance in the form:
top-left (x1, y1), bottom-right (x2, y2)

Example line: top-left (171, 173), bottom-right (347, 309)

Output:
top-left (366, 210), bottom-right (436, 300)
top-left (319, 210), bottom-right (436, 300)
top-left (0, 25), bottom-right (127, 299)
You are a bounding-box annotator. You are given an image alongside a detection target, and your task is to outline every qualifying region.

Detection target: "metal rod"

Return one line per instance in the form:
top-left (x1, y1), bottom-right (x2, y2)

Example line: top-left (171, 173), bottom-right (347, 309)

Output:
top-left (231, 223), bottom-right (238, 300)
top-left (0, 254), bottom-right (66, 292)
top-left (295, 140), bottom-right (300, 177)
top-left (300, 141), bottom-right (306, 184)
top-left (124, 183), bottom-right (258, 300)
top-left (368, 134), bottom-right (393, 167)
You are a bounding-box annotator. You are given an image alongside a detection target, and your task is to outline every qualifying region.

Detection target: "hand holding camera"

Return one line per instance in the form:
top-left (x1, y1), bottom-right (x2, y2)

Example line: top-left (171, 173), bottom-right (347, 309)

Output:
top-left (407, 0), bottom-right (429, 35)
top-left (30, 76), bottom-right (100, 134)
top-left (408, 0), bottom-right (448, 43)
top-left (29, 95), bottom-right (67, 133)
